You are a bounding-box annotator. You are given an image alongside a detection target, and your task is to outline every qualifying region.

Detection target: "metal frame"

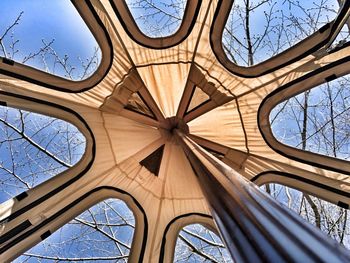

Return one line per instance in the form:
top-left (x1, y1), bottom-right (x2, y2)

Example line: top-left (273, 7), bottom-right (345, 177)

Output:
top-left (175, 129), bottom-right (350, 262)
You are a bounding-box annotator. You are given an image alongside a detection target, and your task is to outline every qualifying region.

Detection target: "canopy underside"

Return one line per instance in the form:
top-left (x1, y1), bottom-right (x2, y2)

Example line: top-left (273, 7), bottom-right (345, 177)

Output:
top-left (1, 0), bottom-right (350, 261)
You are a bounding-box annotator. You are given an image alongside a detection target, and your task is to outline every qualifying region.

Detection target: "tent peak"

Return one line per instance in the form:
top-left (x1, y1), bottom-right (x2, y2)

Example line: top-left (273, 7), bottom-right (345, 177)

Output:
top-left (161, 116), bottom-right (189, 135)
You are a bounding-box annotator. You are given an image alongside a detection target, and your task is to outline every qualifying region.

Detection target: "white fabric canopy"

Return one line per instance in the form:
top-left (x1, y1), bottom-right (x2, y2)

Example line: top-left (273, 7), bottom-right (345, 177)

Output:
top-left (1, 0), bottom-right (350, 261)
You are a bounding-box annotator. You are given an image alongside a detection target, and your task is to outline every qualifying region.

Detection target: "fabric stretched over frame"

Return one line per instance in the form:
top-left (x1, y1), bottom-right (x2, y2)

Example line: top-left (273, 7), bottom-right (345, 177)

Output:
top-left (1, 0), bottom-right (350, 261)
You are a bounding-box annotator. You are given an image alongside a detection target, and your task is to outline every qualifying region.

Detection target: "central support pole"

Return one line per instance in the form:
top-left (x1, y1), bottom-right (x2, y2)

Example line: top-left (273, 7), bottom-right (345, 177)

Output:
top-left (175, 129), bottom-right (350, 263)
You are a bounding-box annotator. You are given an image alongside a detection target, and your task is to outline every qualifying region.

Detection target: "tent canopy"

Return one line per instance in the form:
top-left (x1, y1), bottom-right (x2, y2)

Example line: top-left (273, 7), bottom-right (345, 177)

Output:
top-left (1, 0), bottom-right (350, 262)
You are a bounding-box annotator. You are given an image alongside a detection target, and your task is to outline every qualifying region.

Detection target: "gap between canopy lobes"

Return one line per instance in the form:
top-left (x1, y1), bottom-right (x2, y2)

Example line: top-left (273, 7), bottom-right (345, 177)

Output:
top-left (99, 63), bottom-right (243, 178)
top-left (99, 64), bottom-right (233, 127)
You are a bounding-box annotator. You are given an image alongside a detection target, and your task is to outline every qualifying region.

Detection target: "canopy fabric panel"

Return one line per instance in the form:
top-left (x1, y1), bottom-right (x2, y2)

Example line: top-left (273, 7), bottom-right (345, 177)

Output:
top-left (1, 0), bottom-right (350, 261)
top-left (187, 86), bottom-right (211, 113)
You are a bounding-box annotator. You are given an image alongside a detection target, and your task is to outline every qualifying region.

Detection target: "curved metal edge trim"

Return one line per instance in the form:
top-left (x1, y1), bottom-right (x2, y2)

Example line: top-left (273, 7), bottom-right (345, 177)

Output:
top-left (0, 1), bottom-right (113, 93)
top-left (257, 55), bottom-right (350, 175)
top-left (108, 0), bottom-right (202, 49)
top-left (0, 186), bottom-right (148, 263)
top-left (210, 0), bottom-right (350, 78)
top-left (0, 90), bottom-right (96, 224)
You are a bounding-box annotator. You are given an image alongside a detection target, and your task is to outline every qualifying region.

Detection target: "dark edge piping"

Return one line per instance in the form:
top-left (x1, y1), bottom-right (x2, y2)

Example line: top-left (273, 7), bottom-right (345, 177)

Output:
top-left (185, 100), bottom-right (212, 117)
top-left (108, 0), bottom-right (202, 49)
top-left (201, 145), bottom-right (225, 159)
top-left (182, 83), bottom-right (196, 116)
top-left (251, 171), bottom-right (350, 199)
top-left (137, 91), bottom-right (157, 120)
top-left (0, 90), bottom-right (95, 225)
top-left (0, 220), bottom-right (31, 244)
top-left (257, 55), bottom-right (350, 175)
top-left (158, 213), bottom-right (212, 263)
top-left (189, 134), bottom-right (229, 155)
top-left (319, 23), bottom-right (331, 33)
top-left (154, 144), bottom-right (164, 177)
top-left (2, 57), bottom-right (14, 66)
top-left (184, 87), bottom-right (212, 117)
top-left (329, 40), bottom-right (350, 54)
top-left (234, 97), bottom-right (249, 154)
top-left (124, 91), bottom-right (158, 120)
top-left (15, 192), bottom-right (28, 201)
top-left (338, 201), bottom-right (349, 209)
top-left (210, 0), bottom-right (350, 78)
top-left (73, 0), bottom-right (113, 91)
top-left (0, 186), bottom-right (148, 263)
top-left (325, 74), bottom-right (337, 82)
top-left (0, 1), bottom-right (113, 93)
top-left (40, 230), bottom-right (51, 240)
top-left (124, 106), bottom-right (158, 121)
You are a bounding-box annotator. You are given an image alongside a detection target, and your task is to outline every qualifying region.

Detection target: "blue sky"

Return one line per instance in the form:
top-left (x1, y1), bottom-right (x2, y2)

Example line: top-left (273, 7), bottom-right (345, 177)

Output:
top-left (223, 0), bottom-right (340, 66)
top-left (1, 0), bottom-right (349, 260)
top-left (0, 0), bottom-right (99, 79)
top-left (126, 0), bottom-right (186, 37)
top-left (0, 106), bottom-right (86, 203)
